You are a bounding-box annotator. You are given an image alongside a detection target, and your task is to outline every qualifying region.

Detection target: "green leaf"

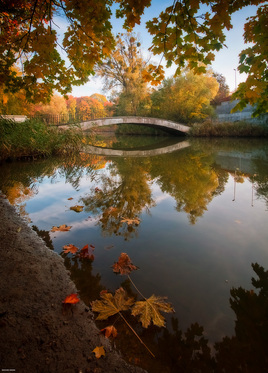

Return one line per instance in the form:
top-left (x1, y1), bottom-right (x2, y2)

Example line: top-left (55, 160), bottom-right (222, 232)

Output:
top-left (131, 295), bottom-right (174, 328)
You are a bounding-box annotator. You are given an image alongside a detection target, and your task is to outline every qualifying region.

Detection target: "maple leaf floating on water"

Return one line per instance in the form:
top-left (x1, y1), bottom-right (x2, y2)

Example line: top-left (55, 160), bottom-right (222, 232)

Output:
top-left (112, 253), bottom-right (138, 275)
top-left (120, 217), bottom-right (140, 225)
top-left (91, 287), bottom-right (134, 320)
top-left (78, 244), bottom-right (95, 260)
top-left (62, 244), bottom-right (79, 254)
top-left (62, 293), bottom-right (80, 304)
top-left (92, 346), bottom-right (105, 359)
top-left (131, 295), bottom-right (174, 328)
top-left (100, 325), bottom-right (118, 339)
top-left (70, 205), bottom-right (84, 213)
top-left (51, 224), bottom-right (71, 232)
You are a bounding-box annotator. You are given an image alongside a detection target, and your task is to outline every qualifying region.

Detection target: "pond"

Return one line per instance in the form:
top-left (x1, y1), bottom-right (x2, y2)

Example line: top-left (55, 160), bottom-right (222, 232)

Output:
top-left (1, 136), bottom-right (268, 372)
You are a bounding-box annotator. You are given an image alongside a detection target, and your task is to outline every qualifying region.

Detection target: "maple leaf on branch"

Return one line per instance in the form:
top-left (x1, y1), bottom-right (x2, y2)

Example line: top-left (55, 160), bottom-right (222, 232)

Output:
top-left (131, 295), bottom-right (174, 328)
top-left (112, 253), bottom-right (138, 275)
top-left (91, 287), bottom-right (135, 320)
top-left (100, 325), bottom-right (118, 338)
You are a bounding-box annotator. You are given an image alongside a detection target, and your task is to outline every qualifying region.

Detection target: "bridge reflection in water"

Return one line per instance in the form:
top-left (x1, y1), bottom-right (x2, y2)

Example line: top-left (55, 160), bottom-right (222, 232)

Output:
top-left (81, 140), bottom-right (190, 157)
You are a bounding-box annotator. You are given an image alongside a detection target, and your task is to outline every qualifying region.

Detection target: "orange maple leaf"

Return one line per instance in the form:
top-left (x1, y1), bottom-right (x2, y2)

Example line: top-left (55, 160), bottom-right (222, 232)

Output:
top-left (62, 293), bottom-right (80, 304)
top-left (78, 244), bottom-right (95, 260)
top-left (100, 325), bottom-right (118, 338)
top-left (92, 346), bottom-right (105, 359)
top-left (51, 224), bottom-right (71, 232)
top-left (112, 253), bottom-right (138, 275)
top-left (62, 244), bottom-right (79, 254)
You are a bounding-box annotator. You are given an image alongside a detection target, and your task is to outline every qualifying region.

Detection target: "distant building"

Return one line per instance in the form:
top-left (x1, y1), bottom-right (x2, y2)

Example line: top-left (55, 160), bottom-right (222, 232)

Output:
top-left (215, 97), bottom-right (267, 125)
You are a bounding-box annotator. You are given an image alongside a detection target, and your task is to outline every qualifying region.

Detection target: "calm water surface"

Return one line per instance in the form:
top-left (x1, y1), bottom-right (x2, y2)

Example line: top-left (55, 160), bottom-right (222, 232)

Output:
top-left (1, 137), bottom-right (267, 372)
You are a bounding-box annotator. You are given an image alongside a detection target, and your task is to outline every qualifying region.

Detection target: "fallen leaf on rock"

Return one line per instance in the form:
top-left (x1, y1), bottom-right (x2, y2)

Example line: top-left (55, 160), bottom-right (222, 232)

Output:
top-left (100, 325), bottom-right (118, 338)
top-left (70, 205), bottom-right (84, 213)
top-left (112, 253), bottom-right (138, 275)
top-left (62, 293), bottom-right (80, 304)
top-left (51, 224), bottom-right (71, 232)
top-left (93, 346), bottom-right (105, 359)
top-left (62, 244), bottom-right (79, 254)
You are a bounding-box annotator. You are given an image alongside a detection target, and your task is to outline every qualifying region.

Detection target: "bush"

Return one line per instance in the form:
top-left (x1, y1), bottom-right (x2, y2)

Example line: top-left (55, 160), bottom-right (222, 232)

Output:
top-left (0, 118), bottom-right (82, 161)
top-left (189, 120), bottom-right (268, 137)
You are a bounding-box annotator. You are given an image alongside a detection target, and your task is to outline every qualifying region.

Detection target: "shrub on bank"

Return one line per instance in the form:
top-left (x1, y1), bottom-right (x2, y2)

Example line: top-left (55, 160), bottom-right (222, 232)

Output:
top-left (189, 120), bottom-right (268, 137)
top-left (0, 118), bottom-right (82, 161)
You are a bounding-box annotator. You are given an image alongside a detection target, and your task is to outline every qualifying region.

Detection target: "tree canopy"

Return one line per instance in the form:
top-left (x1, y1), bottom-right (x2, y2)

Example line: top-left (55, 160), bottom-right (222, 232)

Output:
top-left (0, 0), bottom-right (266, 114)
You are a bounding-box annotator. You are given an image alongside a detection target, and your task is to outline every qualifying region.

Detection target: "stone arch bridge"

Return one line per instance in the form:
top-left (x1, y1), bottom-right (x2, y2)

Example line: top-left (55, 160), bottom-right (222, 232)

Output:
top-left (63, 116), bottom-right (190, 134)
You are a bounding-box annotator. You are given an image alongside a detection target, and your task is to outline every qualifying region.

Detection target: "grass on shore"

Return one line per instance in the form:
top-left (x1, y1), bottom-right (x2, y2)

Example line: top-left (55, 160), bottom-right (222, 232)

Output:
top-left (0, 118), bottom-right (83, 161)
top-left (189, 120), bottom-right (268, 137)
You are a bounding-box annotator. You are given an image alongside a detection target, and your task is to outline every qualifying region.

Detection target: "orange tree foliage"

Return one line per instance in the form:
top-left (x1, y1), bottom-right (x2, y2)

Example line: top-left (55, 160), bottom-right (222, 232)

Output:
top-left (0, 0), bottom-right (265, 113)
top-left (66, 94), bottom-right (114, 120)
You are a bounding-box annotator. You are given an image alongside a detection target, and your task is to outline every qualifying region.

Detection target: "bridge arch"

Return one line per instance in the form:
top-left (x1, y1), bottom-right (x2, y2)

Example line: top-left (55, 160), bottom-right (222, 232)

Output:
top-left (75, 116), bottom-right (190, 134)
top-left (81, 140), bottom-right (190, 157)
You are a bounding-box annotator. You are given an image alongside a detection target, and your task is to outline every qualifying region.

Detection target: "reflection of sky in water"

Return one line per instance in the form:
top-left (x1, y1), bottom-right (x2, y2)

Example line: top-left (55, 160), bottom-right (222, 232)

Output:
top-left (5, 150), bottom-right (268, 344)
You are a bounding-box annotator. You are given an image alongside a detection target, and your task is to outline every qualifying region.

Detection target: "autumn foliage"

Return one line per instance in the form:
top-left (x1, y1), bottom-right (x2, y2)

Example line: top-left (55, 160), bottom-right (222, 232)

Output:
top-left (91, 253), bottom-right (174, 357)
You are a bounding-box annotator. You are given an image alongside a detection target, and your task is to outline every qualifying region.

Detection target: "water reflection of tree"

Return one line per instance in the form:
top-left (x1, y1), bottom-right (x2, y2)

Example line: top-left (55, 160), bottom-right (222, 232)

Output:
top-left (82, 158), bottom-right (155, 239)
top-left (215, 263), bottom-right (268, 373)
top-left (150, 151), bottom-right (220, 224)
top-left (91, 263), bottom-right (268, 373)
top-left (63, 255), bottom-right (105, 304)
top-left (250, 165), bottom-right (268, 209)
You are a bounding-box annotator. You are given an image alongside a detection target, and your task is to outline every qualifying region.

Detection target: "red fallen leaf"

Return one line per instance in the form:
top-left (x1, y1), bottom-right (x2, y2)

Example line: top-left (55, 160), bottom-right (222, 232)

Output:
top-left (67, 197), bottom-right (73, 200)
top-left (112, 253), bottom-right (138, 275)
top-left (100, 325), bottom-right (118, 338)
top-left (62, 244), bottom-right (79, 254)
top-left (62, 293), bottom-right (80, 304)
top-left (51, 224), bottom-right (71, 232)
top-left (78, 244), bottom-right (95, 260)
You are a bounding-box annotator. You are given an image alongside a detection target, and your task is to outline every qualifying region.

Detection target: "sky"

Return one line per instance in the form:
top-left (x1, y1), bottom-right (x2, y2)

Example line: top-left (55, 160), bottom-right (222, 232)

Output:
top-left (67, 1), bottom-right (259, 98)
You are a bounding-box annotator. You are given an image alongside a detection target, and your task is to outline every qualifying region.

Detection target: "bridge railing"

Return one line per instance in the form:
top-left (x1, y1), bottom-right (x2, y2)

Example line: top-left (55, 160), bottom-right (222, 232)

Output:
top-left (30, 113), bottom-right (102, 125)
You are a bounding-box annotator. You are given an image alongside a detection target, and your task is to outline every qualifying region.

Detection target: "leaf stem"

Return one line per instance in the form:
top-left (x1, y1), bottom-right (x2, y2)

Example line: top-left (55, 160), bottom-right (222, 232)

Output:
top-left (118, 311), bottom-right (155, 358)
top-left (127, 275), bottom-right (147, 300)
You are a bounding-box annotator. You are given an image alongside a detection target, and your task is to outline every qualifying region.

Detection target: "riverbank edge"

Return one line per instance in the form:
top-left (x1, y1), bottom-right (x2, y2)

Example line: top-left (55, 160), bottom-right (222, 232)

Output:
top-left (0, 193), bottom-right (146, 373)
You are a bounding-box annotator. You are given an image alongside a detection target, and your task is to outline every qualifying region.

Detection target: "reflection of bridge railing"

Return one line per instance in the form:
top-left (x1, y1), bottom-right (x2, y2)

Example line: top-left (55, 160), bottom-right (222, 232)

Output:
top-left (81, 140), bottom-right (190, 157)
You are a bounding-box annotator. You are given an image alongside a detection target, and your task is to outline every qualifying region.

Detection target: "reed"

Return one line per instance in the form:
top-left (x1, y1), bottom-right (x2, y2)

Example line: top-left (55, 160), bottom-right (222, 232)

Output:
top-left (0, 118), bottom-right (83, 161)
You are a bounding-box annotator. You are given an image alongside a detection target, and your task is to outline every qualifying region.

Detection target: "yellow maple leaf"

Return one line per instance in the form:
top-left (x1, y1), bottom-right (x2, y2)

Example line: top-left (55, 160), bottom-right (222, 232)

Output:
top-left (91, 288), bottom-right (134, 320)
top-left (92, 346), bottom-right (105, 359)
top-left (70, 205), bottom-right (84, 213)
top-left (131, 295), bottom-right (174, 328)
